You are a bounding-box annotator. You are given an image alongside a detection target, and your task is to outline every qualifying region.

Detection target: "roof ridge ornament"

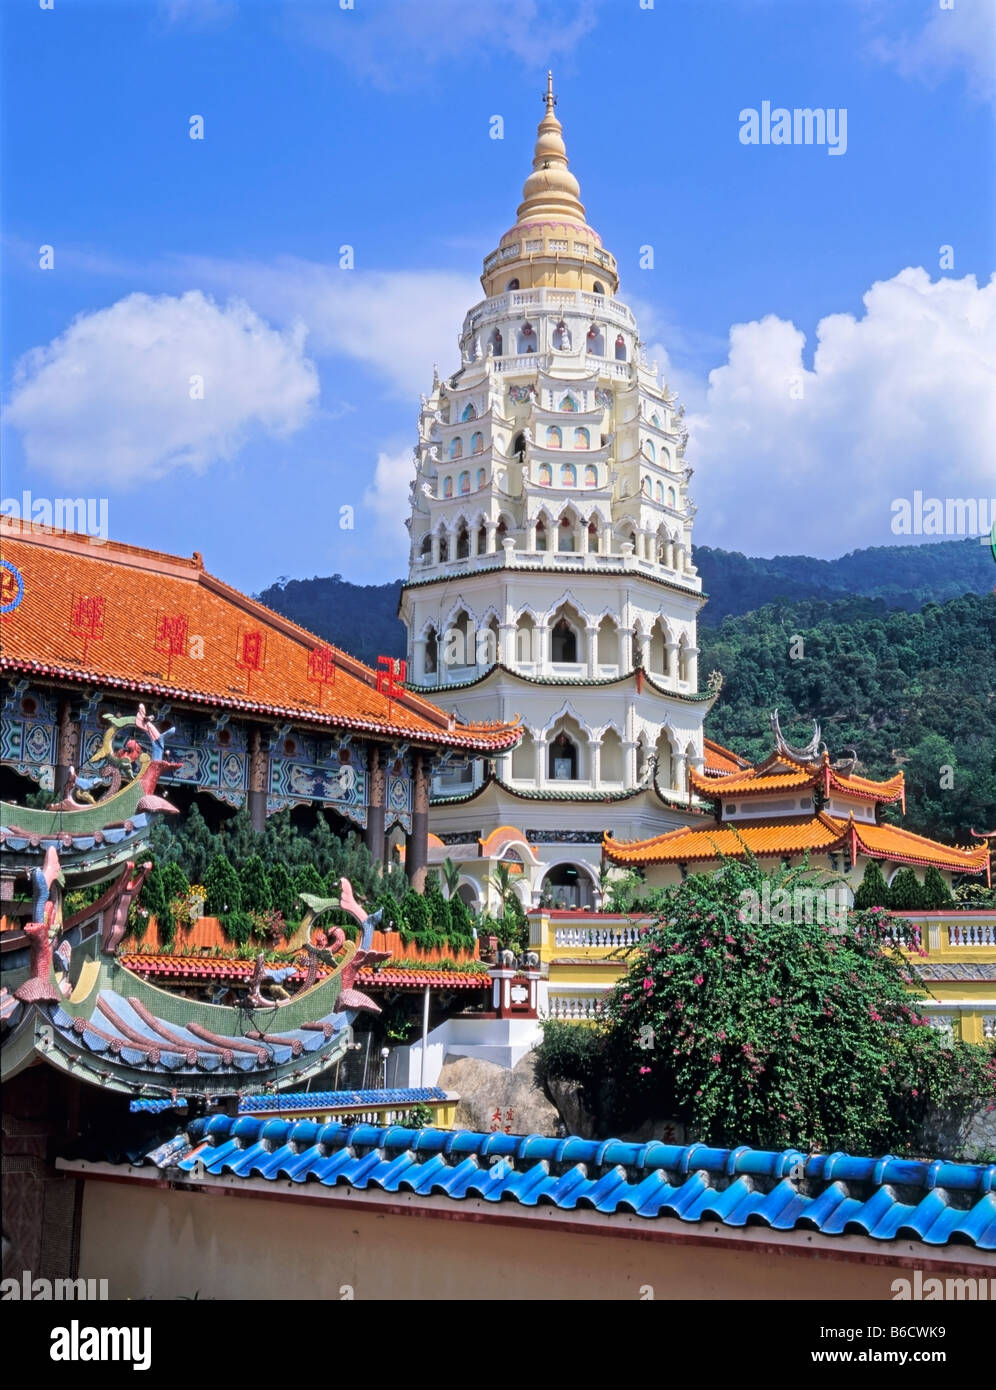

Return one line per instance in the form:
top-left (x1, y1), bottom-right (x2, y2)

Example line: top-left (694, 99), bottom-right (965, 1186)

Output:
top-left (769, 708), bottom-right (822, 763)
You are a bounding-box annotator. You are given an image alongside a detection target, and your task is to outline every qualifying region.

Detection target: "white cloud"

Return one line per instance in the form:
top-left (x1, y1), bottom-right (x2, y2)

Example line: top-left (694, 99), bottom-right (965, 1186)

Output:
top-left (687, 268), bottom-right (996, 556)
top-left (180, 256), bottom-right (479, 399)
top-left (868, 0), bottom-right (996, 103)
top-left (291, 0), bottom-right (601, 88)
top-left (363, 445), bottom-right (415, 544)
top-left (7, 291), bottom-right (318, 486)
top-left (154, 0), bottom-right (237, 31)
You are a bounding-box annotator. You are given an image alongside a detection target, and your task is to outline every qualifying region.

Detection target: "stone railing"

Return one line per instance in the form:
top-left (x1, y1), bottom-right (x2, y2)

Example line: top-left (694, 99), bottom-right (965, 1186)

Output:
top-left (947, 921), bottom-right (996, 947)
top-left (554, 924), bottom-right (642, 949)
top-left (546, 994), bottom-right (605, 1021)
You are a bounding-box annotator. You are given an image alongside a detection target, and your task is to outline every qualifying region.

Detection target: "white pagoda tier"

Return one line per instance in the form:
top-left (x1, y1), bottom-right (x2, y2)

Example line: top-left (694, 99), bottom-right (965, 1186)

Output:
top-left (399, 75), bottom-right (716, 911)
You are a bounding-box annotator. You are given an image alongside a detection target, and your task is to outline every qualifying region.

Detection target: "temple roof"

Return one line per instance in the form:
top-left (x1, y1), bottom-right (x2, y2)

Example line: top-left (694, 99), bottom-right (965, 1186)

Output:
top-left (702, 738), bottom-right (749, 776)
top-left (121, 1119), bottom-right (996, 1251)
top-left (0, 523), bottom-right (520, 752)
top-left (604, 811), bottom-right (991, 876)
top-left (689, 750), bottom-right (906, 804)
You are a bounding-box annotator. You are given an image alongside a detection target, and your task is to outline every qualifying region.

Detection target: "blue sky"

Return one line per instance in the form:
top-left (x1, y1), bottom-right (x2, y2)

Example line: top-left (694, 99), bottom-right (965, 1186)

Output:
top-left (2, 0), bottom-right (994, 592)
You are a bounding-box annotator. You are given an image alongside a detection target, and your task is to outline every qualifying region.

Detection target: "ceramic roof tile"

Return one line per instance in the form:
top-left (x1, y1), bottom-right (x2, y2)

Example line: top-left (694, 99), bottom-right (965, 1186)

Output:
top-left (130, 1120), bottom-right (996, 1251)
top-left (0, 523), bottom-right (519, 751)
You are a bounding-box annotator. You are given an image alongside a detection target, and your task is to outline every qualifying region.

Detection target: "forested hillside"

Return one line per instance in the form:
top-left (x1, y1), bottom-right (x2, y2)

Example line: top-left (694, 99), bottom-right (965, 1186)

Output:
top-left (699, 592), bottom-right (996, 845)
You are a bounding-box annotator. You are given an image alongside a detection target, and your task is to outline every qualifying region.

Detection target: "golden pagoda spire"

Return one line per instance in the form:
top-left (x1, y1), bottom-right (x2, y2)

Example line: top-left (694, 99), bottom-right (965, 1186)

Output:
top-left (515, 69), bottom-right (586, 225)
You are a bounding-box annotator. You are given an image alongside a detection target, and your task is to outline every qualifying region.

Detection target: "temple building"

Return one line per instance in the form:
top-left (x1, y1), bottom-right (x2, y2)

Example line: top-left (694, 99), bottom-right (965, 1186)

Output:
top-left (604, 713), bottom-right (991, 894)
top-left (0, 521), bottom-right (520, 889)
top-left (400, 75), bottom-right (714, 911)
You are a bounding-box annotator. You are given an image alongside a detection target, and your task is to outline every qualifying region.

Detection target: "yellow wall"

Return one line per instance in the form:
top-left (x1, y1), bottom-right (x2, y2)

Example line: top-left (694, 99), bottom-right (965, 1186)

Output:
top-left (76, 1177), bottom-right (968, 1302)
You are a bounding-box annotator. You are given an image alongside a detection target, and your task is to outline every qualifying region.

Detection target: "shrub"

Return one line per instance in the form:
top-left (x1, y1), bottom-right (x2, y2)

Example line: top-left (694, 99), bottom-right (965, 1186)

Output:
top-left (921, 866), bottom-right (954, 909)
top-left (534, 1020), bottom-right (604, 1103)
top-left (853, 860), bottom-right (891, 911)
top-left (220, 910), bottom-right (254, 947)
top-left (597, 856), bottom-right (992, 1153)
top-left (400, 889), bottom-right (430, 936)
top-left (889, 867), bottom-right (927, 911)
top-left (241, 854), bottom-right (272, 913)
top-left (268, 863), bottom-right (297, 920)
top-left (293, 862), bottom-right (326, 899)
top-left (204, 854), bottom-right (242, 916)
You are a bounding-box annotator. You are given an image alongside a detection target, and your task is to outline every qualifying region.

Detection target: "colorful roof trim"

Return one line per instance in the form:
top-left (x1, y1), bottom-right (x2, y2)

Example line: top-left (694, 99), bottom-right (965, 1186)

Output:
top-left (135, 1121), bottom-right (996, 1250)
top-left (237, 1086), bottom-right (448, 1114)
top-left (0, 523), bottom-right (519, 752)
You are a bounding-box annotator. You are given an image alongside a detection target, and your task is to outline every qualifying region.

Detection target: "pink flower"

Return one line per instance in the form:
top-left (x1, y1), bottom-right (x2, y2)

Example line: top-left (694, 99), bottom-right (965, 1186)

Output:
top-left (911, 1089), bottom-right (919, 1098)
top-left (710, 1052), bottom-right (721, 1063)
top-left (725, 934), bottom-right (735, 944)
top-left (622, 993), bottom-right (632, 1001)
top-left (639, 1066), bottom-right (651, 1075)
top-left (693, 974), bottom-right (704, 985)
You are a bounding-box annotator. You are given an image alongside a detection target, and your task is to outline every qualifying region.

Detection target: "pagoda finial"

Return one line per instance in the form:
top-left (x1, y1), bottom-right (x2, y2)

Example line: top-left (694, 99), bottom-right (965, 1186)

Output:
top-left (515, 69), bottom-right (585, 225)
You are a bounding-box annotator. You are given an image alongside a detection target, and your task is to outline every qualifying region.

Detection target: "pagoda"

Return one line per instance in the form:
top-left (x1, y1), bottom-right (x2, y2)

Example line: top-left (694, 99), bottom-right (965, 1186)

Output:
top-left (399, 74), bottom-right (714, 911)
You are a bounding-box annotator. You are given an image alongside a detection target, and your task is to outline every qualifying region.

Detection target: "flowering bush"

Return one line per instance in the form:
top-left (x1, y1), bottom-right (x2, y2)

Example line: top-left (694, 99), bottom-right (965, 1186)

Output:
top-left (599, 857), bottom-right (995, 1153)
top-left (248, 907), bottom-right (287, 945)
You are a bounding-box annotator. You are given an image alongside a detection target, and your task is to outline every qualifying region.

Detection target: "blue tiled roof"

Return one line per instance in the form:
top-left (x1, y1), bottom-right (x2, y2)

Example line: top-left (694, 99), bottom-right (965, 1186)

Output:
top-left (129, 1097), bottom-right (188, 1114)
top-left (138, 1120), bottom-right (996, 1250)
top-left (238, 1087), bottom-right (448, 1113)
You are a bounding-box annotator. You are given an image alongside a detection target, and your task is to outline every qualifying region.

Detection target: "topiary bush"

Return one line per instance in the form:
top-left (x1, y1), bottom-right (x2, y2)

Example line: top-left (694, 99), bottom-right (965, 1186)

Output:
top-left (853, 860), bottom-right (891, 911)
top-left (921, 865), bottom-right (954, 909)
top-left (889, 867), bottom-right (927, 912)
top-left (204, 853), bottom-right (242, 916)
top-left (240, 854), bottom-right (272, 913)
top-left (268, 863), bottom-right (297, 920)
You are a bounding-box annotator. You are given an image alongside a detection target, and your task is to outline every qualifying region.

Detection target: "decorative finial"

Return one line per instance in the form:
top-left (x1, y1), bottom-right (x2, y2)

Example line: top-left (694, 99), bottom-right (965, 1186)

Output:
top-left (545, 70), bottom-right (556, 110)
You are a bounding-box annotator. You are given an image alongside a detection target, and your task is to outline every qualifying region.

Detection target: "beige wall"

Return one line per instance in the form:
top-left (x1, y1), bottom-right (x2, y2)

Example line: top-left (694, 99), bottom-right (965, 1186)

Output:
top-left (76, 1177), bottom-right (951, 1301)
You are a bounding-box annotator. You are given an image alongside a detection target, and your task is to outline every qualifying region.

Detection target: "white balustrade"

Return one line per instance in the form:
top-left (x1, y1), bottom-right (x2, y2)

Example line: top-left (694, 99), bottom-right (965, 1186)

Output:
top-left (947, 921), bottom-right (996, 947)
top-left (982, 1016), bottom-right (996, 1040)
top-left (547, 994), bottom-right (605, 1021)
top-left (554, 924), bottom-right (642, 949)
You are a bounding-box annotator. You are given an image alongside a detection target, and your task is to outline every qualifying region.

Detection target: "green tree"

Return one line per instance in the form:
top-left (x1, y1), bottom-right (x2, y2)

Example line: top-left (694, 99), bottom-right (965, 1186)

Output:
top-left (204, 853), bottom-right (242, 915)
top-left (399, 888), bottom-right (430, 942)
top-left (268, 862), bottom-right (298, 920)
top-left (139, 863), bottom-right (174, 948)
top-left (853, 861), bottom-right (891, 911)
top-left (176, 802), bottom-right (217, 884)
top-left (597, 857), bottom-right (992, 1152)
top-left (241, 854), bottom-right (272, 912)
top-left (889, 868), bottom-right (926, 911)
top-left (921, 866), bottom-right (954, 910)
top-left (293, 862), bottom-right (326, 900)
top-left (441, 857), bottom-right (461, 899)
top-left (160, 861), bottom-right (190, 905)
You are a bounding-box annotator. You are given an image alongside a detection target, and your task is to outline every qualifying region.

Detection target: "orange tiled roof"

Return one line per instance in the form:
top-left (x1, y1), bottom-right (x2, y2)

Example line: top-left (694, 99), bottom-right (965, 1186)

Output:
top-left (604, 813), bottom-right (845, 865)
top-left (690, 750), bottom-right (905, 805)
top-left (0, 523), bottom-right (520, 752)
top-left (702, 738), bottom-right (749, 775)
top-left (604, 811), bottom-right (990, 877)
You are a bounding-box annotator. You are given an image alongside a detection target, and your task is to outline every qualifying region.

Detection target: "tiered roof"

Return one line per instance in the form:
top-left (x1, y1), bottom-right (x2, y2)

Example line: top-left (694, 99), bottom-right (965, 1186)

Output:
top-left (0, 523), bottom-right (519, 752)
top-left (689, 750), bottom-right (906, 805)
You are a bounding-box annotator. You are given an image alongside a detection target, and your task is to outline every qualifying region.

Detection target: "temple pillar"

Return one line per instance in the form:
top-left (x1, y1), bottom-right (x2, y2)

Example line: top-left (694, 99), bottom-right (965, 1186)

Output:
top-left (686, 645), bottom-right (700, 689)
top-left (585, 623), bottom-right (599, 677)
top-left (365, 742), bottom-right (386, 864)
top-left (248, 726), bottom-right (268, 831)
top-left (485, 521), bottom-right (497, 554)
top-left (406, 751), bottom-right (430, 891)
top-left (665, 640), bottom-right (678, 681)
top-left (498, 622), bottom-right (516, 666)
top-left (534, 735), bottom-right (546, 788)
top-left (55, 696), bottom-right (77, 799)
top-left (431, 533), bottom-right (440, 566)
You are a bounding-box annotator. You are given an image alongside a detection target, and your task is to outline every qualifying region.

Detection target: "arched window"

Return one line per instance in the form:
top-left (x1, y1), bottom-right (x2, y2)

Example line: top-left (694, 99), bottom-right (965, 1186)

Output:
top-left (443, 476), bottom-right (454, 498)
top-left (546, 425), bottom-right (562, 449)
top-left (419, 534), bottom-right (432, 564)
top-left (449, 437), bottom-right (463, 460)
top-left (535, 518), bottom-right (548, 551)
top-left (597, 615), bottom-right (620, 667)
top-left (642, 476), bottom-right (651, 496)
top-left (549, 731), bottom-right (578, 779)
top-left (475, 467), bottom-right (486, 489)
top-left (600, 727), bottom-right (623, 781)
top-left (470, 432), bottom-right (484, 454)
top-left (458, 470), bottom-right (470, 495)
top-left (489, 328), bottom-right (503, 356)
top-left (513, 431), bottom-right (526, 458)
top-left (573, 426), bottom-right (589, 449)
top-left (584, 464), bottom-right (598, 488)
top-left (553, 320), bottom-right (572, 351)
top-left (655, 481), bottom-right (664, 504)
top-left (424, 626), bottom-right (439, 675)
top-left (496, 516), bottom-right (508, 548)
top-left (517, 321), bottom-right (535, 353)
top-left (456, 522), bottom-right (470, 557)
top-left (586, 324), bottom-right (604, 356)
top-left (615, 334), bottom-right (627, 361)
top-left (438, 531), bottom-right (449, 562)
top-left (651, 412), bottom-right (661, 427)
top-left (592, 281), bottom-right (605, 296)
top-left (477, 522), bottom-right (487, 553)
top-left (557, 516), bottom-right (576, 552)
top-left (645, 440), bottom-right (655, 462)
top-left (551, 614), bottom-right (578, 660)
top-left (661, 448), bottom-right (671, 470)
top-left (561, 393), bottom-right (578, 413)
top-left (506, 278), bottom-right (520, 292)
top-left (538, 462), bottom-right (553, 487)
top-left (667, 487), bottom-right (677, 508)
top-left (560, 463), bottom-right (577, 487)
top-left (461, 403), bottom-right (477, 422)
top-left (515, 612), bottom-right (537, 663)
top-left (445, 610), bottom-right (474, 669)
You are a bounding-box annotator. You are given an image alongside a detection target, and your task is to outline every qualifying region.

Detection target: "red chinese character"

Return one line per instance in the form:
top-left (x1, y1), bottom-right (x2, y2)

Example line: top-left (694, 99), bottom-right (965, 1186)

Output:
top-left (236, 629), bottom-right (266, 694)
top-left (153, 611), bottom-right (188, 680)
top-left (69, 593), bottom-right (106, 662)
top-left (376, 655), bottom-right (407, 714)
top-left (308, 645), bottom-right (336, 705)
